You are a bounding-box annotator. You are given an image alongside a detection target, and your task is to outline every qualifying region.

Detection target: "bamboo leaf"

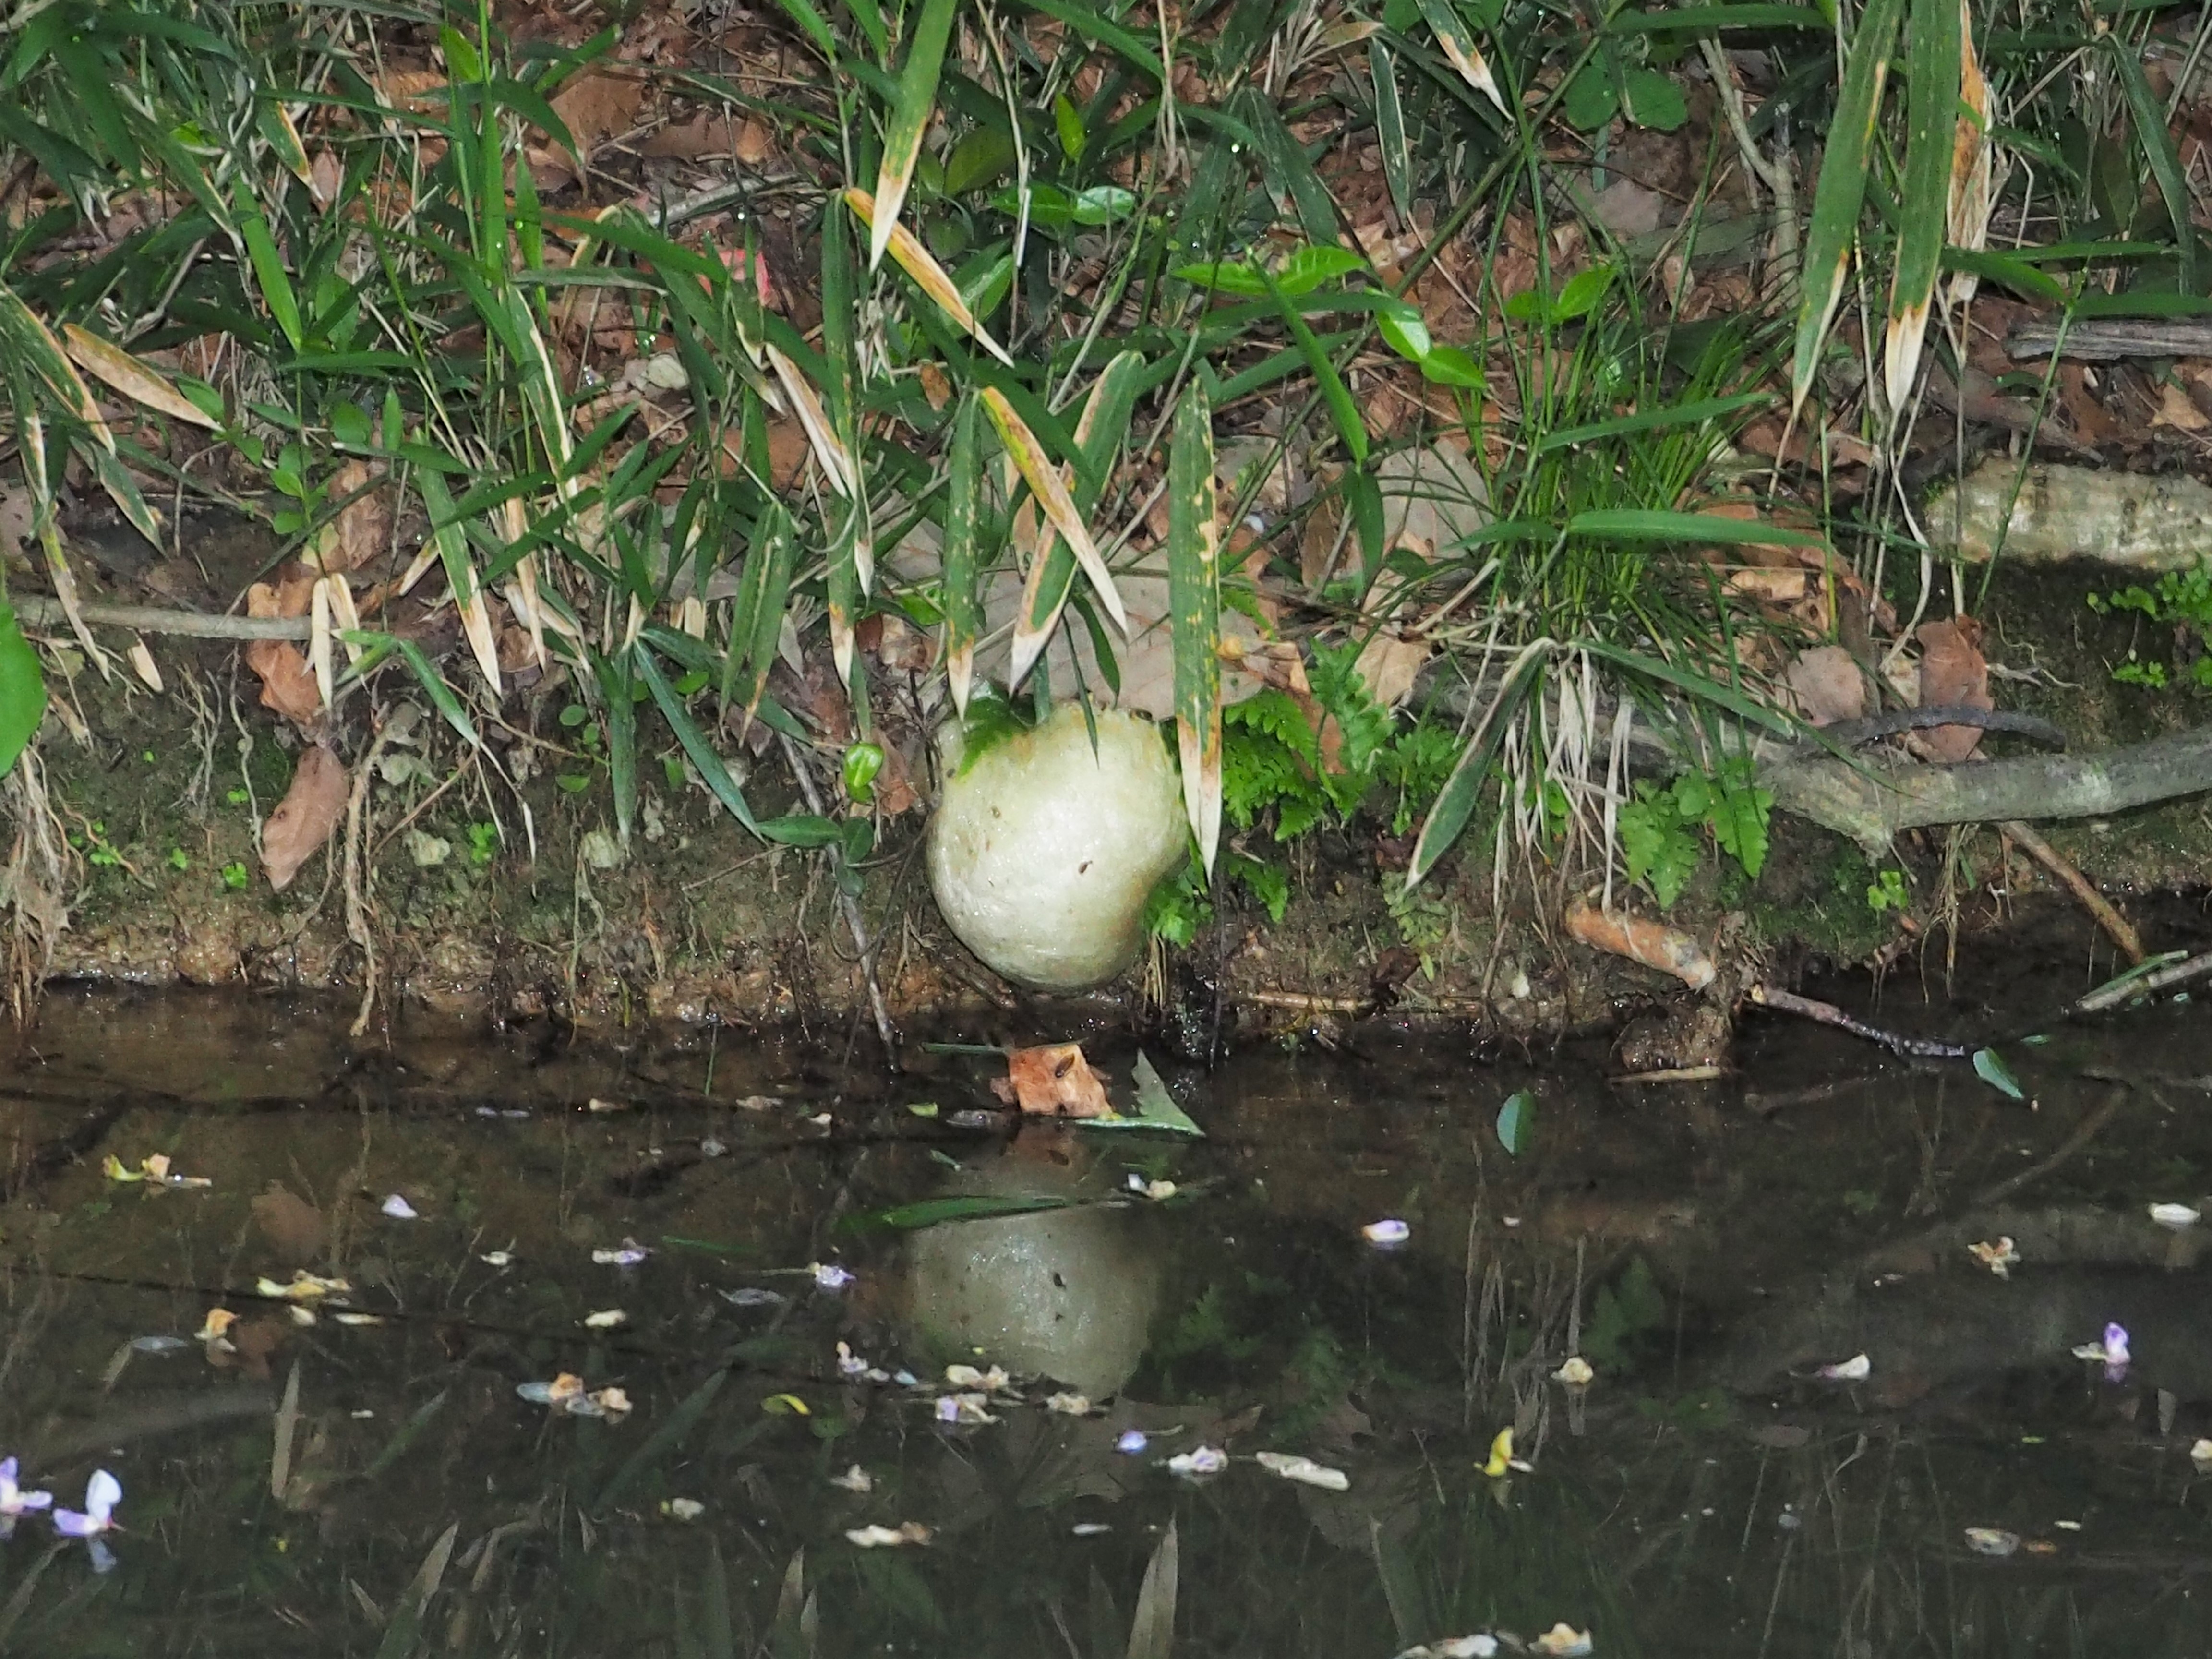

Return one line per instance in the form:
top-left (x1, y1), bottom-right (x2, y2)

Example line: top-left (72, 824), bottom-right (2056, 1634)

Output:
top-left (1007, 349), bottom-right (1148, 687)
top-left (1371, 41), bottom-right (1414, 227)
top-left (0, 281), bottom-right (111, 445)
top-left (2109, 31), bottom-right (2199, 297)
top-left (1413, 0), bottom-right (1508, 114)
top-left (1168, 381), bottom-right (1222, 875)
top-left (62, 325), bottom-right (216, 428)
top-left (1943, 0), bottom-right (1993, 309)
top-left (1407, 640), bottom-right (1549, 887)
top-left (1882, 0), bottom-right (1961, 418)
top-left (415, 469), bottom-right (503, 694)
top-left (1790, 0), bottom-right (1905, 421)
top-left (1563, 507), bottom-right (1828, 549)
top-left (868, 0), bottom-right (959, 272)
top-left (236, 197), bottom-right (304, 352)
top-left (765, 343), bottom-right (857, 495)
top-left (844, 186), bottom-right (1012, 364)
top-left (0, 604), bottom-right (48, 781)
top-left (942, 394), bottom-right (984, 716)
top-left (982, 386), bottom-right (1128, 635)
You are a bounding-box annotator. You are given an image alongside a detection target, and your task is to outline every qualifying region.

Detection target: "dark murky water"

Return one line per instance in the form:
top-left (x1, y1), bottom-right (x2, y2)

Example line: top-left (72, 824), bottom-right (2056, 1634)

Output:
top-left (3, 944), bottom-right (2212, 1657)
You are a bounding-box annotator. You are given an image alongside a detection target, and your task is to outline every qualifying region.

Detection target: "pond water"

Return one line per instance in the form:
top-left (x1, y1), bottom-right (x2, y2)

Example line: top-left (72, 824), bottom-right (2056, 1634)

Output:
top-left (2, 943), bottom-right (2211, 1658)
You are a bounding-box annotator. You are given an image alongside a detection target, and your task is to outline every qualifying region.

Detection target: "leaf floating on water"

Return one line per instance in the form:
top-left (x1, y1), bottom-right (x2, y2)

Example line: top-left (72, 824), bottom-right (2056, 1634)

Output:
top-left (1964, 1527), bottom-right (2020, 1557)
top-left (1496, 1091), bottom-right (1532, 1157)
top-left (997, 1042), bottom-right (1114, 1118)
top-left (1082, 1050), bottom-right (1205, 1136)
top-left (1972, 1047), bottom-right (2025, 1101)
top-left (1968, 1237), bottom-right (2020, 1278)
top-left (1815, 1353), bottom-right (1872, 1382)
top-left (1254, 1452), bottom-right (1350, 1491)
top-left (2150, 1203), bottom-right (2201, 1230)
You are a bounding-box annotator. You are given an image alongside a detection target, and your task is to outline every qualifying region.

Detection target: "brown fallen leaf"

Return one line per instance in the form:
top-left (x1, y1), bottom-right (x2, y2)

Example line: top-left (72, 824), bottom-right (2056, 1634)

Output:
top-left (312, 460), bottom-right (390, 574)
top-left (994, 1043), bottom-right (1114, 1118)
top-left (252, 1182), bottom-right (330, 1265)
top-left (262, 745), bottom-right (349, 891)
top-left (1914, 616), bottom-right (1993, 763)
top-left (243, 577), bottom-right (325, 729)
top-left (1783, 645), bottom-right (1866, 727)
top-left (544, 68), bottom-right (644, 184)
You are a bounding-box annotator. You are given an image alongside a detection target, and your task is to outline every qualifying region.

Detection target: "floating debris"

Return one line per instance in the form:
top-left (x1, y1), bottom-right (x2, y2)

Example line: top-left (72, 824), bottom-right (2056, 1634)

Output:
top-left (1255, 1452), bottom-right (1349, 1491)
top-left (0, 1457), bottom-right (51, 1537)
top-left (1481, 1428), bottom-right (1531, 1477)
top-left (1815, 1353), bottom-right (1872, 1382)
top-left (810, 1263), bottom-right (855, 1292)
top-left (720, 1286), bottom-right (787, 1308)
top-left (582, 1309), bottom-right (627, 1330)
top-left (481, 1250), bottom-right (515, 1268)
top-left (1968, 1238), bottom-right (2020, 1278)
top-left (661, 1498), bottom-right (705, 1521)
top-left (1553, 1356), bottom-right (1595, 1386)
top-left (1115, 1430), bottom-right (1149, 1455)
top-left (829, 1465), bottom-right (874, 1493)
top-left (1392, 1637), bottom-right (1499, 1659)
top-left (1070, 1522), bottom-right (1112, 1537)
top-left (1166, 1445), bottom-right (1227, 1478)
top-left (587, 1098), bottom-right (629, 1113)
top-left (196, 1309), bottom-right (237, 1348)
top-left (517, 1374), bottom-right (630, 1418)
top-left (1964, 1527), bottom-right (2020, 1557)
top-left (103, 1153), bottom-right (211, 1189)
top-left (331, 1311), bottom-right (384, 1327)
top-left (1045, 1393), bottom-right (1092, 1416)
top-left (2071, 1322), bottom-right (2130, 1374)
top-left (53, 1470), bottom-right (121, 1573)
top-left (1531, 1624), bottom-right (1594, 1657)
top-left (2191, 1440), bottom-right (2212, 1473)
top-left (935, 1393), bottom-right (998, 1425)
top-left (1125, 1173), bottom-right (1177, 1202)
top-left (2150, 1203), bottom-right (2201, 1230)
top-left (845, 1522), bottom-right (931, 1548)
top-left (129, 1335), bottom-right (189, 1354)
top-left (380, 1193), bottom-right (419, 1220)
top-left (591, 1238), bottom-right (651, 1267)
top-left (944, 1363), bottom-right (1010, 1392)
top-left (255, 1271), bottom-right (352, 1303)
top-left (1362, 1219), bottom-right (1411, 1247)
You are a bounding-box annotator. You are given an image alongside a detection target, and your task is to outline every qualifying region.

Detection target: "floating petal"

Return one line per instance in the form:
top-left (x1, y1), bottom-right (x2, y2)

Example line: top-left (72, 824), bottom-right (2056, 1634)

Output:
top-left (1255, 1451), bottom-right (1350, 1491)
top-left (1363, 1219), bottom-right (1411, 1246)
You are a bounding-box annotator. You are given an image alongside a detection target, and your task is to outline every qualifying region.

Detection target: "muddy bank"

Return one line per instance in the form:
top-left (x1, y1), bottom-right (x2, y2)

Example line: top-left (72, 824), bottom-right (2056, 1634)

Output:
top-left (5, 524), bottom-right (2209, 1044)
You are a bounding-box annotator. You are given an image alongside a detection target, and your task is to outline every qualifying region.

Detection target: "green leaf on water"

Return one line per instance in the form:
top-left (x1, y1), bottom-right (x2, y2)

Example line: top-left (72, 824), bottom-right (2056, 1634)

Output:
top-left (1972, 1047), bottom-right (2024, 1101)
top-left (1082, 1050), bottom-right (1205, 1137)
top-left (840, 1193), bottom-right (1078, 1233)
top-left (1496, 1090), bottom-right (1532, 1156)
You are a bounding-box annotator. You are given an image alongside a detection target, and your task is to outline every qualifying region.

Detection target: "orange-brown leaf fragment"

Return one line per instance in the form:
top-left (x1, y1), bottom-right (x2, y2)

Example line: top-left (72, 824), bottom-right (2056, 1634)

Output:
top-left (1915, 616), bottom-right (1992, 763)
top-left (244, 579), bottom-right (323, 730)
top-left (1564, 901), bottom-right (1716, 990)
top-left (252, 1182), bottom-right (330, 1265)
top-left (261, 745), bottom-right (348, 891)
top-left (995, 1043), bottom-right (1114, 1118)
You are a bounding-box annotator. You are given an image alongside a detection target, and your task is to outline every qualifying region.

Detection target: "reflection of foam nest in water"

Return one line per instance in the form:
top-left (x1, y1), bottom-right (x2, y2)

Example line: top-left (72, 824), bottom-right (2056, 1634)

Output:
top-left (901, 1155), bottom-right (1164, 1398)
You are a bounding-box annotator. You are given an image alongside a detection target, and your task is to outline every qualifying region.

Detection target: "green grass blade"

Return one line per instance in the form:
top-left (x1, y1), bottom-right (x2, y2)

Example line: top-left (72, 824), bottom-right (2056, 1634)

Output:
top-left (235, 197), bottom-right (303, 351)
top-left (1168, 380), bottom-right (1222, 876)
top-left (1257, 263), bottom-right (1368, 466)
top-left (869, 0), bottom-right (959, 271)
top-left (1535, 391), bottom-right (1772, 453)
top-left (942, 394), bottom-right (983, 715)
top-left (1882, 0), bottom-right (1961, 417)
top-left (1563, 507), bottom-right (1827, 548)
top-left (1021, 0), bottom-right (1166, 81)
top-left (0, 603), bottom-right (48, 780)
top-left (1576, 639), bottom-right (1801, 735)
top-left (638, 643), bottom-right (763, 835)
top-left (2109, 32), bottom-right (2199, 296)
top-left (1407, 642), bottom-right (1547, 889)
top-left (1371, 41), bottom-right (1414, 227)
top-left (1237, 86), bottom-right (1345, 249)
top-left (598, 649), bottom-right (638, 848)
top-left (1790, 0), bottom-right (1904, 420)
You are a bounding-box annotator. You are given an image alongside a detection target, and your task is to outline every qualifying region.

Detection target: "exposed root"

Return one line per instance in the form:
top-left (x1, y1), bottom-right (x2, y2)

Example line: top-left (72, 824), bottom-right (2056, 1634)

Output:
top-left (2000, 819), bottom-right (2144, 964)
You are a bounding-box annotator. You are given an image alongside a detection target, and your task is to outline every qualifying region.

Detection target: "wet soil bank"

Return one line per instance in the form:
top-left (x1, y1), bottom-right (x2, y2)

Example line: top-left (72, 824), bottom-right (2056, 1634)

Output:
top-left (8, 527), bottom-right (2211, 1043)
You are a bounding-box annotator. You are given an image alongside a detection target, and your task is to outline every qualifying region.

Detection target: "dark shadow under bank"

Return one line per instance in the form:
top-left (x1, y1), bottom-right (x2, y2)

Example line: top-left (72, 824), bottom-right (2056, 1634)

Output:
top-left (0, 960), bottom-right (2209, 1653)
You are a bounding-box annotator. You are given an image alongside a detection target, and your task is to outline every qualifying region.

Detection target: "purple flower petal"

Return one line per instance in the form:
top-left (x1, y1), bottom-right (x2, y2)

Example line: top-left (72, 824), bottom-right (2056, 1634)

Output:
top-left (1115, 1430), bottom-right (1149, 1455)
top-left (2104, 1322), bottom-right (2130, 1364)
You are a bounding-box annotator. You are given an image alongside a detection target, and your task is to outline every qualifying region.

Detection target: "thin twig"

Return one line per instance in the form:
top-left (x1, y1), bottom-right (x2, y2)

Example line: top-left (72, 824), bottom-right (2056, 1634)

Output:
top-left (2001, 820), bottom-right (2144, 964)
top-left (1747, 983), bottom-right (1971, 1058)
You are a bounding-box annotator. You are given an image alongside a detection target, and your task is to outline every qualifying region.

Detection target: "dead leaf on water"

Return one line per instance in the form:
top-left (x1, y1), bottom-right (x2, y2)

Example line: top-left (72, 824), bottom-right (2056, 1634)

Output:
top-left (261, 745), bottom-right (348, 891)
top-left (994, 1043), bottom-right (1113, 1118)
top-left (251, 1182), bottom-right (329, 1264)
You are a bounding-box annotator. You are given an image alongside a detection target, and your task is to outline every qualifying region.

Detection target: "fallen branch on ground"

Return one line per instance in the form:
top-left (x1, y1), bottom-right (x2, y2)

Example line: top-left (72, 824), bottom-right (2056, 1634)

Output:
top-left (12, 595), bottom-right (309, 641)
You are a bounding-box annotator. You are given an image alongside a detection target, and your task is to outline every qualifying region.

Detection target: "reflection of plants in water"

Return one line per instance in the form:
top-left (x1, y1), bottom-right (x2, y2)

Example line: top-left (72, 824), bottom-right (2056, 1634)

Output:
top-left (1578, 1257), bottom-right (1668, 1371)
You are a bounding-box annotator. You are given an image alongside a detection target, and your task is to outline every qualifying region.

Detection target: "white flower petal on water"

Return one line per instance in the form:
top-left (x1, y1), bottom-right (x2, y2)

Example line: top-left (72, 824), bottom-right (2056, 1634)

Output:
top-left (845, 1521), bottom-right (931, 1548)
top-left (592, 1238), bottom-right (651, 1266)
top-left (380, 1194), bottom-right (419, 1219)
top-left (1967, 1237), bottom-right (2019, 1278)
top-left (1166, 1445), bottom-right (1228, 1477)
top-left (2150, 1202), bottom-right (2201, 1230)
top-left (1816, 1353), bottom-right (1871, 1382)
top-left (1362, 1219), bottom-right (1411, 1246)
top-left (945, 1364), bottom-right (1010, 1392)
top-left (1071, 1522), bottom-right (1112, 1537)
top-left (662, 1498), bottom-right (705, 1521)
top-left (934, 1392), bottom-right (999, 1425)
top-left (2193, 1440), bottom-right (2212, 1473)
top-left (1254, 1451), bottom-right (1350, 1491)
top-left (810, 1263), bottom-right (854, 1292)
top-left (1964, 1527), bottom-right (2020, 1557)
top-left (1045, 1393), bottom-right (1092, 1416)
top-left (480, 1250), bottom-right (515, 1267)
top-left (829, 1465), bottom-right (874, 1493)
top-left (1116, 1430), bottom-right (1148, 1455)
top-left (1553, 1356), bottom-right (1595, 1386)
top-left (582, 1308), bottom-right (627, 1329)
top-left (1392, 1638), bottom-right (1499, 1659)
